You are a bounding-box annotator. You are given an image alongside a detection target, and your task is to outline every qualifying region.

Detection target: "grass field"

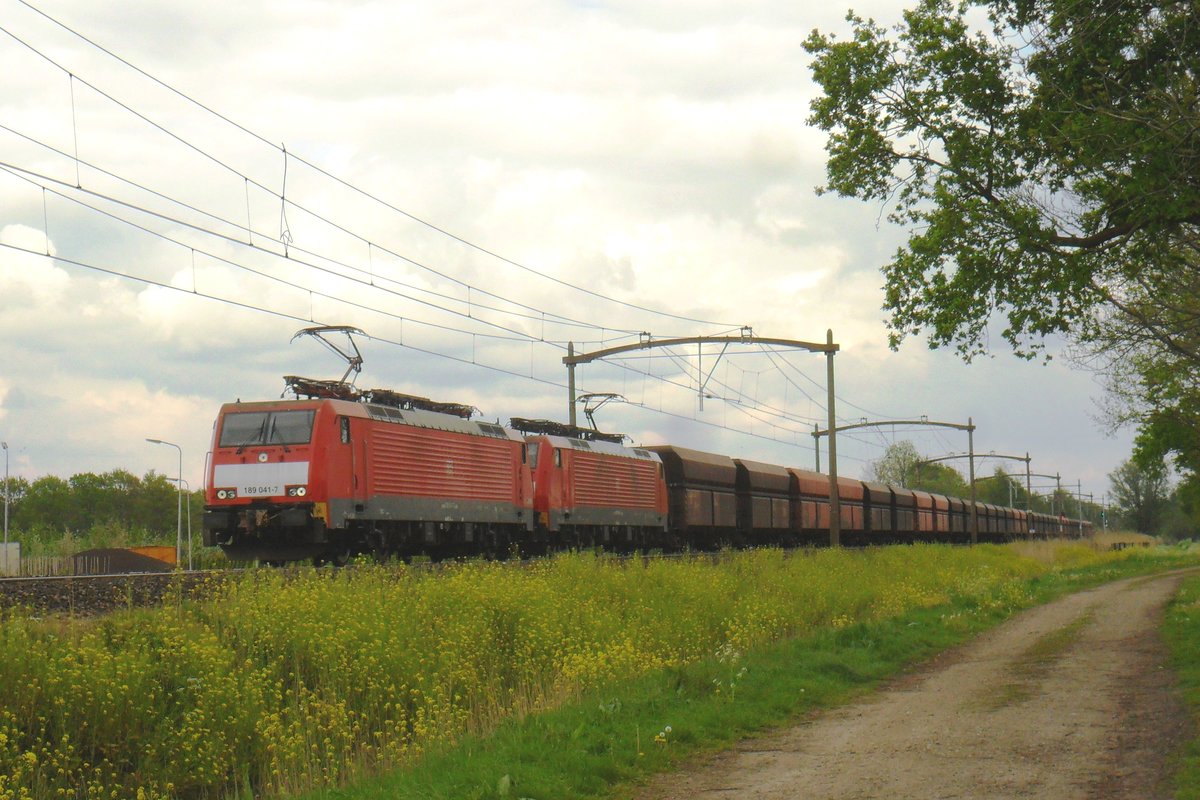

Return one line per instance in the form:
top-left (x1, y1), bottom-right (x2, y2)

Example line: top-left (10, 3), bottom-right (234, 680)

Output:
top-left (1163, 568), bottom-right (1200, 800)
top-left (0, 542), bottom-right (1193, 800)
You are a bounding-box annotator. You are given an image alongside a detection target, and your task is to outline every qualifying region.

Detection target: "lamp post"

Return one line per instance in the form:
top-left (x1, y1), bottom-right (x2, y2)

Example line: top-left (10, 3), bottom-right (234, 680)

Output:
top-left (146, 438), bottom-right (183, 568)
top-left (2, 441), bottom-right (8, 576)
top-left (176, 478), bottom-right (193, 571)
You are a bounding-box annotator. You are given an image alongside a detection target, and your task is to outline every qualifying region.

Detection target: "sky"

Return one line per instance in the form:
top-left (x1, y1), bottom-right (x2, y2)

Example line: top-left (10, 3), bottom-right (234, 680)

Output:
top-left (0, 0), bottom-right (1128, 505)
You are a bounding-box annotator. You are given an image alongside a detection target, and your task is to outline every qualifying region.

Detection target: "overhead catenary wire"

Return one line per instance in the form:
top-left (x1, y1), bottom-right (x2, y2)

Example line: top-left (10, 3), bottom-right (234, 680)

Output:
top-left (0, 23), bottom-right (662, 345)
top-left (1, 236), bottom-right (880, 465)
top-left (2, 142), bottom-right (845, 435)
top-left (0, 121), bottom-right (645, 342)
top-left (0, 151), bottom-right (642, 351)
top-left (7, 1), bottom-right (742, 329)
top-left (0, 4), bottom-right (901, 469)
top-left (0, 163), bottom-right (540, 344)
top-left (1, 170), bottom-right (856, 459)
top-left (1, 12), bottom-right (868, 395)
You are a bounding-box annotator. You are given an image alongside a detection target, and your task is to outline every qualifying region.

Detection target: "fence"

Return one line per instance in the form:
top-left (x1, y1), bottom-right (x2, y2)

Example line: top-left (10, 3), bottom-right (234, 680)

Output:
top-left (0, 543), bottom-right (18, 577)
top-left (4, 548), bottom-right (178, 577)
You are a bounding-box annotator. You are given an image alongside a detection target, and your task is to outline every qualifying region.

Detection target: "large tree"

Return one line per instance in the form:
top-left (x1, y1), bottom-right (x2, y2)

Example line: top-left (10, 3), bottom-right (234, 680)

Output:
top-left (805, 0), bottom-right (1200, 467)
top-left (1108, 458), bottom-right (1170, 534)
top-left (870, 440), bottom-right (970, 496)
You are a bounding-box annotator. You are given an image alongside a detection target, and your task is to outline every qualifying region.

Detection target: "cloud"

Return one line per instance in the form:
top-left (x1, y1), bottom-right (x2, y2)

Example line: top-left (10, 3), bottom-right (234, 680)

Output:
top-left (0, 224), bottom-right (66, 302)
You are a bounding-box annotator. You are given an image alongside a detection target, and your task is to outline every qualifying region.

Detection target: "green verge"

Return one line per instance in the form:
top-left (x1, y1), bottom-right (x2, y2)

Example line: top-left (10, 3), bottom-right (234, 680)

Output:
top-left (309, 550), bottom-right (1196, 800)
top-left (1164, 572), bottom-right (1200, 799)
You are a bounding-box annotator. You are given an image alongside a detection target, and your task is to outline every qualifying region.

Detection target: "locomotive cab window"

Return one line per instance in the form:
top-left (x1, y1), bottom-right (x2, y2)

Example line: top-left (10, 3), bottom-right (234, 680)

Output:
top-left (340, 416), bottom-right (350, 444)
top-left (554, 449), bottom-right (562, 468)
top-left (219, 409), bottom-right (316, 447)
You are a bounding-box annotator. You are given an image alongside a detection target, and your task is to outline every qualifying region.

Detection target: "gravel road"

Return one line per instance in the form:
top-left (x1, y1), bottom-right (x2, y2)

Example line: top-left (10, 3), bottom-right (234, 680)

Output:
top-left (633, 569), bottom-right (1197, 800)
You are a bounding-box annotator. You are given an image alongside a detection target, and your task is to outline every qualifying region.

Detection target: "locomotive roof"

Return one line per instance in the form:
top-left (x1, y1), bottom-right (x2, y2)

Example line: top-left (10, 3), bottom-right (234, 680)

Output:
top-left (355, 401), bottom-right (525, 442)
top-left (536, 434), bottom-right (663, 462)
top-left (237, 397), bottom-right (525, 442)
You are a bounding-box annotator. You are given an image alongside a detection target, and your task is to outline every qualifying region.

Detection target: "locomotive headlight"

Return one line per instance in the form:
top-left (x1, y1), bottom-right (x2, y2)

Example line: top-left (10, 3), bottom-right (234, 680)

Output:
top-left (217, 489), bottom-right (227, 499)
top-left (296, 486), bottom-right (307, 497)
top-left (216, 488), bottom-right (237, 500)
top-left (285, 485), bottom-right (308, 497)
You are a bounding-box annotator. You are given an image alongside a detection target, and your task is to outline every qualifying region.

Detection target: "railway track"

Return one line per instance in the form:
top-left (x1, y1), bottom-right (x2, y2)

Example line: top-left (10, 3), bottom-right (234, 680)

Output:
top-left (2, 541), bottom-right (1095, 617)
top-left (0, 570), bottom-right (229, 616)
top-left (0, 550), bottom-right (728, 615)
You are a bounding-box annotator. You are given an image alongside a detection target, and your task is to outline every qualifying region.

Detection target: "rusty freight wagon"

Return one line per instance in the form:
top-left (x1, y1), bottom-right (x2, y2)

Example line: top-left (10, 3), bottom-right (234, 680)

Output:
top-left (646, 445), bottom-right (739, 548)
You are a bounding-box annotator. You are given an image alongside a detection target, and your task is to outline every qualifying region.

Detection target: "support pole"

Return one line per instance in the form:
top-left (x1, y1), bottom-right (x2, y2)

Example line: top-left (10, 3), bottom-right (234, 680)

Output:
top-left (1077, 480), bottom-right (1084, 536)
top-left (968, 417), bottom-right (977, 545)
top-left (1025, 452), bottom-right (1032, 534)
top-left (567, 341), bottom-right (577, 427)
top-left (813, 424), bottom-right (820, 472)
top-left (826, 329), bottom-right (840, 548)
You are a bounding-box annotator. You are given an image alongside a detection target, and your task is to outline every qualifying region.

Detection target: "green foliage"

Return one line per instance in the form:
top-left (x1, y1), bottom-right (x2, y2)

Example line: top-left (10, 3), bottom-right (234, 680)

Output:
top-left (913, 463), bottom-right (969, 499)
top-left (804, 0), bottom-right (1200, 360)
top-left (1162, 573), bottom-right (1200, 798)
top-left (326, 547), bottom-right (1194, 800)
top-left (870, 440), bottom-right (969, 496)
top-left (5, 469), bottom-right (203, 550)
top-left (975, 467), bottom-right (1019, 507)
top-left (807, 0), bottom-right (1200, 509)
top-left (1163, 479), bottom-right (1200, 541)
top-left (1, 546), bottom-right (1165, 799)
top-left (1129, 349), bottom-right (1200, 479)
top-left (1108, 458), bottom-right (1170, 534)
top-left (869, 440), bottom-right (922, 486)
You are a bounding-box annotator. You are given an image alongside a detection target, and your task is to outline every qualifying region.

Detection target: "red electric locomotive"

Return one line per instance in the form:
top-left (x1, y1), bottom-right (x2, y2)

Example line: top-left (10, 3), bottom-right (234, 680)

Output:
top-left (203, 389), bottom-right (533, 563)
top-left (516, 419), bottom-right (668, 549)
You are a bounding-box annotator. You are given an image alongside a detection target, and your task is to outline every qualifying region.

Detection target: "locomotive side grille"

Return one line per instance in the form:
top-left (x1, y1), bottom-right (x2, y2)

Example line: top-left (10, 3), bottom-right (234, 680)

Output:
top-left (368, 424), bottom-right (515, 500)
top-left (571, 452), bottom-right (660, 510)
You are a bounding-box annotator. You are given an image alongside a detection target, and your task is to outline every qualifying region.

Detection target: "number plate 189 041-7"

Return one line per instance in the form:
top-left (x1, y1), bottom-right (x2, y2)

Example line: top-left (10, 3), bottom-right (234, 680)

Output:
top-left (213, 462), bottom-right (310, 496)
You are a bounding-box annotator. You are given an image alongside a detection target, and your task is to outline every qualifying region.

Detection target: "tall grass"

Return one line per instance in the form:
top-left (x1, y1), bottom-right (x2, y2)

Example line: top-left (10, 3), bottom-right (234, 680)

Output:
top-left (1163, 569), bottom-right (1200, 799)
top-left (0, 544), bottom-right (1168, 799)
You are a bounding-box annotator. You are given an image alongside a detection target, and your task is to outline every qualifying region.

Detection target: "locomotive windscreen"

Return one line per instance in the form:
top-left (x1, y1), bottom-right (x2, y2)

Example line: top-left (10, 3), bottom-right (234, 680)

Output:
top-left (218, 409), bottom-right (316, 447)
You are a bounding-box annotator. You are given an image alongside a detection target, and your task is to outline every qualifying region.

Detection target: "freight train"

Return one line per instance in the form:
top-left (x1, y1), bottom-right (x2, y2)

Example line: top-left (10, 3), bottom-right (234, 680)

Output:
top-left (202, 383), bottom-right (1091, 564)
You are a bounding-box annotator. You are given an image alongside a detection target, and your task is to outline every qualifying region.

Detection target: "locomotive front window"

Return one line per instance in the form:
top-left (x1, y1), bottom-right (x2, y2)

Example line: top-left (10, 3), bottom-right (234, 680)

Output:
top-left (219, 412), bottom-right (268, 447)
top-left (219, 410), bottom-right (315, 447)
top-left (269, 410), bottom-right (315, 444)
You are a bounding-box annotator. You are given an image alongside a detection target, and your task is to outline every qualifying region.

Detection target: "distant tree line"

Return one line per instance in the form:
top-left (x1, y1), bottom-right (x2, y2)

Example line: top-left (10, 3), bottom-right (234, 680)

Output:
top-left (0, 469), bottom-right (203, 553)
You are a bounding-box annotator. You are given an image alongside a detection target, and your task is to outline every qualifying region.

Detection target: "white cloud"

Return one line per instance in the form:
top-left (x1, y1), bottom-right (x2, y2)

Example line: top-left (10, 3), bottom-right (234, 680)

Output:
top-left (0, 224), bottom-right (66, 302)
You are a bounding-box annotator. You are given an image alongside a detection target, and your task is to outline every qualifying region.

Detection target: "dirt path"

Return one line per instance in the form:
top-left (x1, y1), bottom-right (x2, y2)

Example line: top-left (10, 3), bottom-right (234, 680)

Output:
top-left (633, 569), bottom-right (1198, 800)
